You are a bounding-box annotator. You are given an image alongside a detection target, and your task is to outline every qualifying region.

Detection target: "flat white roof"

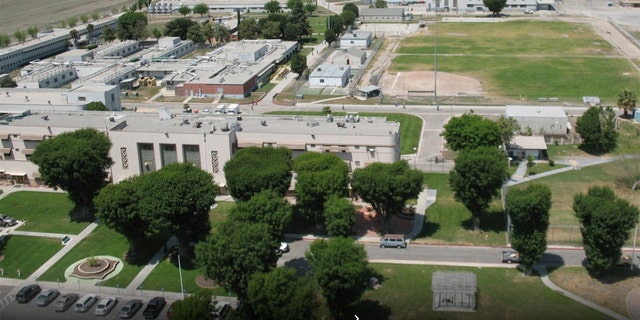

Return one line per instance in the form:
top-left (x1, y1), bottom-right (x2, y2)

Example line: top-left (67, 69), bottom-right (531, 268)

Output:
top-left (505, 105), bottom-right (568, 118)
top-left (310, 64), bottom-right (350, 78)
top-left (509, 135), bottom-right (547, 150)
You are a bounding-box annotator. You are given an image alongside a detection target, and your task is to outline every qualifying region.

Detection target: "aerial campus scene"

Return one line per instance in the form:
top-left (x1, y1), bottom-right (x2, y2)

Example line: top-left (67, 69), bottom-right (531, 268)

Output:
top-left (0, 0), bottom-right (639, 319)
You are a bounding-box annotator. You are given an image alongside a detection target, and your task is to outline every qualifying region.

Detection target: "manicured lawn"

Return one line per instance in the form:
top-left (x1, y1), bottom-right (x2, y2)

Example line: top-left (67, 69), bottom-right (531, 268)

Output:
top-left (547, 122), bottom-right (640, 158)
top-left (210, 201), bottom-right (234, 233)
top-left (309, 15), bottom-right (329, 35)
top-left (527, 163), bottom-right (569, 176)
top-left (348, 263), bottom-right (610, 320)
top-left (38, 225), bottom-right (169, 287)
top-left (0, 235), bottom-right (61, 279)
top-left (0, 191), bottom-right (89, 234)
top-left (266, 111), bottom-right (423, 154)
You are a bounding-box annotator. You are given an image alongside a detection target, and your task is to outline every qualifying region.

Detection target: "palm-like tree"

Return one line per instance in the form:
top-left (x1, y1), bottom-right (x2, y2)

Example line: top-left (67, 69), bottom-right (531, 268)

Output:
top-left (69, 29), bottom-right (79, 48)
top-left (617, 89), bottom-right (637, 119)
top-left (212, 24), bottom-right (230, 44)
top-left (86, 24), bottom-right (94, 44)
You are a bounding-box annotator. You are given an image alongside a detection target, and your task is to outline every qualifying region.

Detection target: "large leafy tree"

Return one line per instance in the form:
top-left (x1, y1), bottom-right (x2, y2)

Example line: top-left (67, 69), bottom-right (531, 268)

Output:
top-left (212, 24), bottom-right (230, 43)
top-left (247, 267), bottom-right (318, 320)
top-left (239, 18), bottom-right (260, 40)
top-left (351, 161), bottom-right (423, 232)
top-left (483, 0), bottom-right (507, 16)
top-left (164, 18), bottom-right (198, 41)
top-left (575, 105), bottom-right (618, 154)
top-left (85, 101), bottom-right (108, 111)
top-left (497, 115), bottom-right (521, 147)
top-left (341, 11), bottom-right (357, 29)
top-left (193, 3), bottom-right (209, 17)
top-left (617, 89), bottom-right (637, 119)
top-left (441, 113), bottom-right (502, 151)
top-left (324, 195), bottom-right (356, 237)
top-left (327, 15), bottom-right (344, 35)
top-left (170, 290), bottom-right (212, 320)
top-left (450, 146), bottom-right (508, 231)
top-left (31, 128), bottom-right (112, 214)
top-left (374, 0), bottom-right (387, 8)
top-left (139, 163), bottom-right (216, 255)
top-left (196, 221), bottom-right (278, 301)
top-left (287, 0), bottom-right (311, 41)
top-left (306, 237), bottom-right (369, 320)
top-left (507, 184), bottom-right (552, 271)
top-left (574, 186), bottom-right (639, 274)
top-left (0, 33), bottom-right (10, 47)
top-left (259, 20), bottom-right (282, 39)
top-left (94, 177), bottom-right (148, 255)
top-left (116, 11), bottom-right (148, 40)
top-left (229, 190), bottom-right (291, 241)
top-left (264, 0), bottom-right (281, 13)
top-left (178, 5), bottom-right (191, 16)
top-left (343, 3), bottom-right (359, 17)
top-left (224, 147), bottom-right (292, 201)
top-left (290, 53), bottom-right (307, 75)
top-left (294, 152), bottom-right (349, 223)
top-left (324, 29), bottom-right (337, 45)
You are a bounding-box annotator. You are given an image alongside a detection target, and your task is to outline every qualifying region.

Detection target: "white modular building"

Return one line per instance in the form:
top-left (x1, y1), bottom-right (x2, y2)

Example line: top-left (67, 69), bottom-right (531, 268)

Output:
top-left (309, 64), bottom-right (351, 88)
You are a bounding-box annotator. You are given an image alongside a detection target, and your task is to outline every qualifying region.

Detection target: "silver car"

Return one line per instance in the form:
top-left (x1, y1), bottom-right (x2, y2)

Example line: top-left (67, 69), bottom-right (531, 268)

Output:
top-left (35, 289), bottom-right (59, 307)
top-left (95, 296), bottom-right (117, 316)
top-left (0, 214), bottom-right (17, 227)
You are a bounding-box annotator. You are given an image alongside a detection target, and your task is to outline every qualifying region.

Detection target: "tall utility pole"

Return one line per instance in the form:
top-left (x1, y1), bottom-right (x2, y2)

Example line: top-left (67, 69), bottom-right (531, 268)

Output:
top-left (434, 3), bottom-right (439, 111)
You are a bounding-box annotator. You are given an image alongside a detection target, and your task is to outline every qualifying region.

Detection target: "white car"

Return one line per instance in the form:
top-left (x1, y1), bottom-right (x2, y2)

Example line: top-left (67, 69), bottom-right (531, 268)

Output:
top-left (524, 8), bottom-right (534, 14)
top-left (95, 296), bottom-right (117, 316)
top-left (276, 242), bottom-right (290, 255)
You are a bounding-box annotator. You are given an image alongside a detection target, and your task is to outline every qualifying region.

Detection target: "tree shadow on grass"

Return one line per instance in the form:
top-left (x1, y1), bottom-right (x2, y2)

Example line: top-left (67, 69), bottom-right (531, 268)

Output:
top-left (284, 257), bottom-right (312, 276)
top-left (419, 220), bottom-right (440, 238)
top-left (587, 266), bottom-right (640, 284)
top-left (539, 253), bottom-right (566, 274)
top-left (68, 204), bottom-right (95, 223)
top-left (125, 233), bottom-right (174, 267)
top-left (461, 209), bottom-right (505, 233)
top-left (347, 300), bottom-right (391, 320)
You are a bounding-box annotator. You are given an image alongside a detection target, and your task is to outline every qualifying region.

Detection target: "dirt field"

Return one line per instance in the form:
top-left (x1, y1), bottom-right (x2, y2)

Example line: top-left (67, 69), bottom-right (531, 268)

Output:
top-left (380, 71), bottom-right (483, 98)
top-left (0, 0), bottom-right (136, 32)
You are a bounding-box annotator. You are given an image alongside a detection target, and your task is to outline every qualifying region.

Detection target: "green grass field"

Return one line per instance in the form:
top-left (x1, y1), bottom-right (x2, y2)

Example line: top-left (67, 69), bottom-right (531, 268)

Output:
top-left (0, 191), bottom-right (89, 234)
top-left (392, 20), bottom-right (640, 103)
top-left (0, 235), bottom-right (61, 279)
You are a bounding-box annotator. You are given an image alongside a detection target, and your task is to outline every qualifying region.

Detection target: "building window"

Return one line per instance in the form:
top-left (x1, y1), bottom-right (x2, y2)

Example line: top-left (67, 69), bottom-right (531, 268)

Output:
top-left (320, 79), bottom-right (325, 83)
top-left (355, 146), bottom-right (360, 150)
top-left (183, 144), bottom-right (201, 168)
top-left (121, 147), bottom-right (129, 169)
top-left (211, 150), bottom-right (219, 173)
top-left (355, 161), bottom-right (361, 166)
top-left (138, 143), bottom-right (155, 172)
top-left (160, 144), bottom-right (177, 167)
top-left (78, 96), bottom-right (86, 101)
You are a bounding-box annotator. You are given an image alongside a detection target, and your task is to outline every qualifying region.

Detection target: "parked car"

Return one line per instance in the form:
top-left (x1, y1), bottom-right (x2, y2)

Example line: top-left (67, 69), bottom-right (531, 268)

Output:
top-left (119, 299), bottom-right (143, 319)
top-left (275, 242), bottom-right (290, 255)
top-left (501, 250), bottom-right (522, 264)
top-left (16, 284), bottom-right (41, 303)
top-left (75, 293), bottom-right (97, 312)
top-left (615, 254), bottom-right (633, 267)
top-left (166, 302), bottom-right (175, 318)
top-left (210, 301), bottom-right (230, 320)
top-left (35, 288), bottom-right (59, 307)
top-left (0, 214), bottom-right (17, 227)
top-left (95, 296), bottom-right (118, 316)
top-left (379, 234), bottom-right (407, 248)
top-left (143, 297), bottom-right (166, 319)
top-left (54, 293), bottom-right (78, 312)
top-left (524, 8), bottom-right (534, 14)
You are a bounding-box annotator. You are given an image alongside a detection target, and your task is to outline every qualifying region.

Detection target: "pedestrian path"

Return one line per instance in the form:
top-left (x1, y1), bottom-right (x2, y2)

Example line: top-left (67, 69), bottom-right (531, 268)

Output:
top-left (11, 230), bottom-right (69, 239)
top-left (126, 236), bottom-right (178, 292)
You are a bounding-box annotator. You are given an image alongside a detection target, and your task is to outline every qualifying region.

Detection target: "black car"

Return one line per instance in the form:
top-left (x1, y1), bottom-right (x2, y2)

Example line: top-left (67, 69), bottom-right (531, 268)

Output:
top-left (143, 297), bottom-right (166, 319)
top-left (16, 284), bottom-right (41, 303)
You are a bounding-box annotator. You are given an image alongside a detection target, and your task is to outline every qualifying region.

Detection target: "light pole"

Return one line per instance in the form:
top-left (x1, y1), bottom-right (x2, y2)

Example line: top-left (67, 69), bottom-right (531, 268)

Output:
top-left (434, 4), bottom-right (439, 111)
top-left (178, 254), bottom-right (185, 299)
top-left (413, 147), bottom-right (418, 169)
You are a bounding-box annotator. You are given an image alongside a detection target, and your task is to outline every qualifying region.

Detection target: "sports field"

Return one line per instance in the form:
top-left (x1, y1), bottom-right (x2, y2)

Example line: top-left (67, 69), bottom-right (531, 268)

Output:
top-left (384, 20), bottom-right (640, 104)
top-left (0, 0), bottom-right (136, 32)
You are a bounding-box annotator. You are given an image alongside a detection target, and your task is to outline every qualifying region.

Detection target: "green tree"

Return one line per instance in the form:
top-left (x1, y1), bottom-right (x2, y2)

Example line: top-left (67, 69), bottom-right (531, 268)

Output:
top-left (294, 152), bottom-right (349, 223)
top-left (0, 33), bottom-right (10, 47)
top-left (80, 14), bottom-right (89, 24)
top-left (229, 190), bottom-right (292, 241)
top-left (351, 161), bottom-right (423, 232)
top-left (304, 2), bottom-right (317, 16)
top-left (283, 23), bottom-right (302, 41)
top-left (247, 267), bottom-right (318, 320)
top-left (575, 105), bottom-right (618, 154)
top-left (201, 23), bottom-right (214, 45)
top-left (193, 3), bottom-right (209, 16)
top-left (290, 53), bottom-right (307, 75)
top-left (324, 195), bottom-right (356, 237)
top-left (507, 184), bottom-right (552, 272)
top-left (85, 101), bottom-right (108, 111)
top-left (116, 11), bottom-right (148, 40)
top-left (374, 0), bottom-right (387, 8)
top-left (212, 23), bottom-right (230, 43)
top-left (67, 16), bottom-right (78, 28)
top-left (341, 10), bottom-right (357, 29)
top-left (86, 24), bottom-right (94, 44)
top-left (306, 237), bottom-right (369, 320)
top-left (328, 15), bottom-right (344, 35)
top-left (102, 27), bottom-right (116, 42)
top-left (483, 0), bottom-right (507, 16)
top-left (617, 89), bottom-right (637, 119)
top-left (260, 20), bottom-right (282, 39)
top-left (441, 113), bottom-right (502, 151)
top-left (196, 221), bottom-right (278, 301)
top-left (343, 3), bottom-right (360, 17)
top-left (94, 177), bottom-right (148, 255)
top-left (287, 0), bottom-right (311, 41)
top-left (264, 0), bottom-right (282, 13)
top-left (224, 147), bottom-right (293, 202)
top-left (497, 115), bottom-right (521, 147)
top-left (324, 29), bottom-right (337, 45)
top-left (69, 29), bottom-right (79, 47)
top-left (574, 186), bottom-right (639, 274)
top-left (0, 77), bottom-right (17, 88)
top-left (139, 163), bottom-right (216, 255)
top-left (178, 5), bottom-right (191, 16)
top-left (31, 128), bottom-right (113, 214)
top-left (92, 12), bottom-right (100, 21)
top-left (151, 27), bottom-right (163, 42)
top-left (27, 26), bottom-right (38, 39)
top-left (13, 30), bottom-right (26, 43)
top-left (170, 290), bottom-right (212, 320)
top-left (164, 18), bottom-right (198, 40)
top-left (238, 18), bottom-right (260, 40)
top-left (187, 24), bottom-right (206, 44)
top-left (450, 146), bottom-right (508, 231)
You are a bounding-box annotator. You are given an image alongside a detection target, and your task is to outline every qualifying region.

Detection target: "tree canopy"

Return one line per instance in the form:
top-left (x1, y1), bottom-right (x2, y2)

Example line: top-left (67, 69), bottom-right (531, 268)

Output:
top-left (116, 12), bottom-right (148, 40)
top-left (441, 113), bottom-right (502, 151)
top-left (507, 184), bottom-right (552, 271)
top-left (574, 186), bottom-right (639, 274)
top-left (85, 101), bottom-right (108, 111)
top-left (247, 267), bottom-right (318, 320)
top-left (224, 147), bottom-right (292, 201)
top-left (449, 146), bottom-right (508, 231)
top-left (343, 3), bottom-right (359, 17)
top-left (178, 5), bottom-right (191, 16)
top-left (290, 53), bottom-right (307, 75)
top-left (374, 0), bottom-right (387, 8)
top-left (229, 189), bottom-right (291, 241)
top-left (31, 128), bottom-right (113, 212)
top-left (306, 237), bottom-right (369, 320)
top-left (497, 115), bottom-right (521, 147)
top-left (164, 18), bottom-right (198, 40)
top-left (483, 0), bottom-right (507, 16)
top-left (264, 0), bottom-right (281, 13)
top-left (617, 89), bottom-right (637, 119)
top-left (351, 161), bottom-right (423, 231)
top-left (324, 195), bottom-right (356, 237)
top-left (170, 290), bottom-right (212, 320)
top-left (193, 3), bottom-right (209, 16)
top-left (575, 106), bottom-right (618, 154)
top-left (239, 18), bottom-right (260, 40)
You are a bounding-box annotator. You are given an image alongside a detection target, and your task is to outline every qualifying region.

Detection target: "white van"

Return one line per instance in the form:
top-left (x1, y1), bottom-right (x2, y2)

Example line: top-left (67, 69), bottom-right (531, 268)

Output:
top-left (214, 104), bottom-right (226, 114)
top-left (75, 293), bottom-right (97, 312)
top-left (226, 104), bottom-right (239, 115)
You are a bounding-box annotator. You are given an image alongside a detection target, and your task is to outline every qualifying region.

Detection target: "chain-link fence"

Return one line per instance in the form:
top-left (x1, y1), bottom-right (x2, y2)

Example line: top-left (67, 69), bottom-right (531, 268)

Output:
top-left (544, 225), bottom-right (639, 247)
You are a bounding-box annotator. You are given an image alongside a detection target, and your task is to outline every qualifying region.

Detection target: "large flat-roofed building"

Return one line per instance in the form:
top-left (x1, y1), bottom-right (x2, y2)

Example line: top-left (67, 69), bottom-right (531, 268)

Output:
top-left (340, 31), bottom-right (373, 48)
top-left (0, 111), bottom-right (400, 187)
top-left (505, 105), bottom-right (569, 136)
top-left (16, 64), bottom-right (78, 89)
top-left (309, 64), bottom-right (351, 88)
top-left (359, 8), bottom-right (405, 22)
top-left (0, 85), bottom-right (121, 113)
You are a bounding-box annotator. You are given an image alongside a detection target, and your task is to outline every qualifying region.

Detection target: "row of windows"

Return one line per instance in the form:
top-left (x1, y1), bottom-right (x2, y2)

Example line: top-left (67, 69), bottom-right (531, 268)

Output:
top-left (132, 143), bottom-right (206, 173)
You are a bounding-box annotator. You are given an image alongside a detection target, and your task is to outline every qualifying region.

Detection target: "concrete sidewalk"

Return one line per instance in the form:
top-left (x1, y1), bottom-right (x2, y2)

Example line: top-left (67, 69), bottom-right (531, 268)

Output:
top-left (126, 236), bottom-right (178, 292)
